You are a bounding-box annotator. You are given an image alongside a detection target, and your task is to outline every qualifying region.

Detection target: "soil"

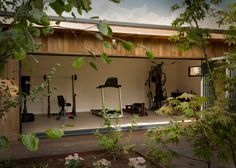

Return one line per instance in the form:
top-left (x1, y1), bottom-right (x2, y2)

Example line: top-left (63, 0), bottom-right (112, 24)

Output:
top-left (10, 150), bottom-right (157, 168)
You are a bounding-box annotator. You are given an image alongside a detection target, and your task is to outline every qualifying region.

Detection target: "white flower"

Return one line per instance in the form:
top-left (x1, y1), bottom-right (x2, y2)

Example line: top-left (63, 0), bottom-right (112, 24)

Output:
top-left (128, 157), bottom-right (146, 168)
top-left (93, 159), bottom-right (111, 168)
top-left (64, 153), bottom-right (84, 167)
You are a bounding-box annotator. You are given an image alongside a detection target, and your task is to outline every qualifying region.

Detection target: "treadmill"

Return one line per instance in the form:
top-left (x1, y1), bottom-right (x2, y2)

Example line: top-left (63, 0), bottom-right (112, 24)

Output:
top-left (91, 77), bottom-right (123, 118)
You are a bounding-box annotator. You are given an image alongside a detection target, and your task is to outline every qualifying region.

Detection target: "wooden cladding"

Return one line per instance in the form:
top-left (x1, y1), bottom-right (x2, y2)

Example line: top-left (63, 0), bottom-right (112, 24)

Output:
top-left (34, 31), bottom-right (227, 59)
top-left (0, 59), bottom-right (19, 142)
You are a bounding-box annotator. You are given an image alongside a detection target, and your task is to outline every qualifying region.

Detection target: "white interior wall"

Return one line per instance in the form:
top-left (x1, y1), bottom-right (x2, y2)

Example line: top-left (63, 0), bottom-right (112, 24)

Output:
top-left (177, 60), bottom-right (201, 95)
top-left (22, 56), bottom-right (201, 114)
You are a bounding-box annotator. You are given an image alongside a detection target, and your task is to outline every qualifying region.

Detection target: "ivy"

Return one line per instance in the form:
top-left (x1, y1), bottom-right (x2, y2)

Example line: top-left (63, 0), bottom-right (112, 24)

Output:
top-left (45, 129), bottom-right (64, 139)
top-left (122, 41), bottom-right (134, 51)
top-left (145, 50), bottom-right (154, 60)
top-left (103, 41), bottom-right (112, 49)
top-left (72, 57), bottom-right (84, 69)
top-left (100, 53), bottom-right (112, 64)
top-left (0, 136), bottom-right (10, 150)
top-left (49, 0), bottom-right (65, 16)
top-left (89, 61), bottom-right (98, 70)
top-left (97, 21), bottom-right (109, 36)
top-left (19, 134), bottom-right (39, 152)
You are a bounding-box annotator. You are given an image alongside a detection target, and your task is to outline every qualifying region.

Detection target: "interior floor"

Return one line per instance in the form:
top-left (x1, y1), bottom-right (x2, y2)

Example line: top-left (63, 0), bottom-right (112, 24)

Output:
top-left (22, 111), bottom-right (173, 133)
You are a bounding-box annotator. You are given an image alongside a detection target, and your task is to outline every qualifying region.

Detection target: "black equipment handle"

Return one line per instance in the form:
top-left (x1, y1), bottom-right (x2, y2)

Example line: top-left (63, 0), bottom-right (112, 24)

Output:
top-left (72, 74), bottom-right (77, 116)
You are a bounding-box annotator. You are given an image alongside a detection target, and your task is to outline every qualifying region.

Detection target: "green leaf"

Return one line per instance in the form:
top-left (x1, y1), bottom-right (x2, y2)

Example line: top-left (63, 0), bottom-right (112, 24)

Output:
top-left (145, 50), bottom-right (155, 60)
top-left (107, 26), bottom-right (113, 37)
top-left (0, 136), bottom-right (10, 150)
top-left (90, 16), bottom-right (99, 19)
top-left (41, 15), bottom-right (50, 26)
top-left (55, 20), bottom-right (61, 25)
top-left (94, 33), bottom-right (104, 41)
top-left (72, 57), bottom-right (84, 69)
top-left (71, 12), bottom-right (76, 18)
top-left (63, 124), bottom-right (75, 127)
top-left (45, 129), bottom-right (64, 139)
top-left (15, 48), bottom-right (26, 60)
top-left (171, 4), bottom-right (180, 11)
top-left (177, 93), bottom-right (196, 100)
top-left (82, 0), bottom-right (91, 12)
top-left (29, 8), bottom-right (43, 23)
top-left (77, 7), bottom-right (82, 15)
top-left (155, 105), bottom-right (173, 115)
top-left (89, 61), bottom-right (98, 70)
top-left (109, 0), bottom-right (121, 3)
top-left (50, 0), bottom-right (65, 16)
top-left (30, 27), bottom-right (41, 37)
top-left (103, 41), bottom-right (112, 49)
top-left (122, 41), bottom-right (134, 51)
top-left (19, 134), bottom-right (39, 152)
top-left (97, 22), bottom-right (109, 36)
top-left (101, 53), bottom-right (112, 64)
top-left (65, 4), bottom-right (73, 12)
top-left (42, 27), bottom-right (54, 36)
top-left (31, 0), bottom-right (44, 10)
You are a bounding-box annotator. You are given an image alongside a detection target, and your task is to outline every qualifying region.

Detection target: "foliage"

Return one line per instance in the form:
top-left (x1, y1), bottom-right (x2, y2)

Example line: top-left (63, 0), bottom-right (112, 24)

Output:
top-left (169, 0), bottom-right (224, 100)
top-left (0, 159), bottom-right (15, 168)
top-left (95, 110), bottom-right (123, 160)
top-left (146, 92), bottom-right (236, 167)
top-left (170, 0), bottom-right (216, 51)
top-left (0, 79), bottom-right (19, 118)
top-left (45, 128), bottom-right (64, 139)
top-left (64, 153), bottom-right (84, 168)
top-left (0, 0), bottom-right (156, 73)
top-left (19, 133), bottom-right (39, 152)
top-left (72, 57), bottom-right (84, 69)
top-left (32, 163), bottom-right (49, 168)
top-left (0, 136), bottom-right (10, 150)
top-left (122, 41), bottom-right (135, 51)
top-left (15, 128), bottom-right (65, 152)
top-left (128, 157), bottom-right (146, 168)
top-left (145, 126), bottom-right (179, 167)
top-left (0, 62), bottom-right (59, 119)
top-left (144, 2), bottom-right (236, 168)
top-left (122, 114), bottom-right (139, 156)
top-left (145, 50), bottom-right (154, 60)
top-left (0, 0), bottom-right (122, 72)
top-left (216, 2), bottom-right (236, 166)
top-left (93, 159), bottom-right (111, 168)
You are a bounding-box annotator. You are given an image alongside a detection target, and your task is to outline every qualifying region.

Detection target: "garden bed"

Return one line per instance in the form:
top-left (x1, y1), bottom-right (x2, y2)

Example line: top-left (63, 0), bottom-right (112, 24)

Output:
top-left (9, 150), bottom-right (157, 168)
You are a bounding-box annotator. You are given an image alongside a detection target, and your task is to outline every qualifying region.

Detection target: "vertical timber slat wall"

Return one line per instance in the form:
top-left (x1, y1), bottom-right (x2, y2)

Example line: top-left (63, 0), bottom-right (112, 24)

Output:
top-left (0, 60), bottom-right (19, 142)
top-left (35, 31), bottom-right (226, 58)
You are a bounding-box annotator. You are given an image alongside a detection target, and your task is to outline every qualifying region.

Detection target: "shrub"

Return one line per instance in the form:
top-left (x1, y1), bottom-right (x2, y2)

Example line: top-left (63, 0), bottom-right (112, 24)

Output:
top-left (93, 159), bottom-right (111, 168)
top-left (64, 153), bottom-right (83, 168)
top-left (128, 157), bottom-right (146, 168)
top-left (95, 109), bottom-right (123, 160)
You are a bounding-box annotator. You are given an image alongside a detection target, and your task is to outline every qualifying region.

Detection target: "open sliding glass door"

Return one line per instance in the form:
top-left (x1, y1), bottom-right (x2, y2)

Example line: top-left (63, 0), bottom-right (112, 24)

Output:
top-left (201, 57), bottom-right (225, 109)
top-left (201, 56), bottom-right (236, 112)
top-left (227, 68), bottom-right (236, 112)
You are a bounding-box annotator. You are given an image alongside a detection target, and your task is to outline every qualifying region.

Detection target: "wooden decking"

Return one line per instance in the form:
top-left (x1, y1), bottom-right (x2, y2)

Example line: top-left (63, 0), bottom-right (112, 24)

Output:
top-left (22, 111), bottom-right (173, 134)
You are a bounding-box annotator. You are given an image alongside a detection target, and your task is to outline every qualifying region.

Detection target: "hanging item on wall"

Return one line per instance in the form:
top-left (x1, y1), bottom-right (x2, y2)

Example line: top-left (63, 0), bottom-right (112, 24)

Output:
top-left (188, 66), bottom-right (201, 77)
